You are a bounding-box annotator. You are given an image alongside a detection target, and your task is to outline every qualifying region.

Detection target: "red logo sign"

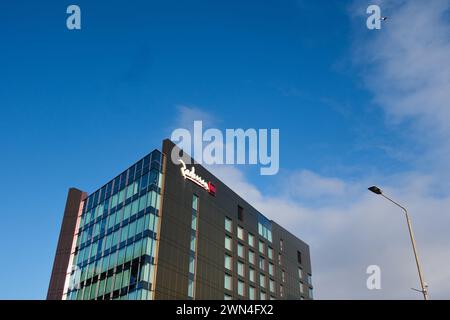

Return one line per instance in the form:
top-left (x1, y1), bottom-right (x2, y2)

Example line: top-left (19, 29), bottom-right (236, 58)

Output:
top-left (208, 182), bottom-right (216, 196)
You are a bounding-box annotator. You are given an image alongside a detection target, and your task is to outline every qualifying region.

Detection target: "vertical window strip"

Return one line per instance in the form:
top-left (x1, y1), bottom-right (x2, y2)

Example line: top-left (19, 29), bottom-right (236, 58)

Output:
top-left (188, 195), bottom-right (199, 299)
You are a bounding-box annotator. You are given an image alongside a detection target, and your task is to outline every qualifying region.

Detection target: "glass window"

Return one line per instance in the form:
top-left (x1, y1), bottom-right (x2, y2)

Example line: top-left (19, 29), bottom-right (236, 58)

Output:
top-left (118, 189), bottom-right (125, 204)
top-left (93, 224), bottom-right (100, 238)
top-left (105, 234), bottom-right (112, 252)
top-left (146, 191), bottom-right (154, 209)
top-left (280, 285), bottom-right (284, 297)
top-left (89, 282), bottom-right (97, 300)
top-left (237, 205), bottom-right (244, 221)
top-left (102, 254), bottom-right (109, 272)
top-left (225, 217), bottom-right (232, 233)
top-left (117, 247), bottom-right (126, 265)
top-left (224, 294), bottom-right (232, 300)
top-left (225, 235), bottom-right (232, 251)
top-left (151, 191), bottom-right (159, 209)
top-left (260, 291), bottom-right (266, 300)
top-left (190, 234), bottom-right (197, 252)
top-left (131, 199), bottom-right (139, 216)
top-left (84, 211), bottom-right (91, 225)
top-left (188, 279), bottom-right (194, 298)
top-left (123, 204), bottom-right (131, 220)
top-left (192, 195), bottom-right (199, 210)
top-left (120, 225), bottom-right (129, 243)
top-left (237, 261), bottom-right (245, 277)
top-left (90, 242), bottom-right (98, 259)
top-left (248, 250), bottom-right (255, 265)
top-left (282, 270), bottom-right (286, 283)
top-left (249, 268), bottom-right (255, 283)
top-left (139, 262), bottom-right (151, 282)
top-left (105, 276), bottom-right (113, 295)
top-left (268, 247), bottom-right (273, 260)
top-left (259, 241), bottom-right (265, 255)
top-left (112, 230), bottom-right (119, 247)
top-left (258, 215), bottom-right (272, 242)
top-left (96, 204), bottom-right (104, 219)
top-left (299, 282), bottom-right (304, 294)
top-left (278, 253), bottom-right (282, 266)
top-left (140, 173), bottom-right (148, 191)
top-left (146, 214), bottom-right (155, 232)
top-left (115, 208), bottom-right (123, 225)
top-left (191, 215), bottom-right (197, 231)
top-left (259, 257), bottom-right (265, 271)
top-left (280, 239), bottom-right (284, 251)
top-left (225, 255), bottom-right (232, 271)
top-left (108, 251), bottom-right (117, 269)
top-left (128, 221), bottom-right (137, 238)
top-left (270, 279), bottom-right (275, 293)
top-left (108, 212), bottom-right (116, 229)
top-left (309, 288), bottom-right (314, 299)
top-left (189, 256), bottom-right (195, 274)
top-left (126, 184), bottom-right (134, 200)
top-left (238, 280), bottom-right (245, 297)
top-left (133, 181), bottom-right (139, 196)
top-left (269, 263), bottom-right (274, 276)
top-left (111, 194), bottom-right (118, 209)
top-left (298, 268), bottom-right (303, 279)
top-left (307, 274), bottom-right (312, 285)
top-left (133, 239), bottom-right (143, 259)
top-left (237, 226), bottom-right (244, 241)
top-left (136, 216), bottom-right (145, 234)
top-left (125, 243), bottom-right (134, 262)
top-left (249, 286), bottom-right (256, 300)
top-left (248, 233), bottom-right (254, 247)
top-left (122, 269), bottom-right (130, 288)
top-left (237, 243), bottom-right (245, 259)
top-left (224, 274), bottom-right (232, 291)
top-left (114, 272), bottom-right (123, 291)
top-left (259, 274), bottom-right (266, 288)
top-left (138, 194), bottom-right (147, 212)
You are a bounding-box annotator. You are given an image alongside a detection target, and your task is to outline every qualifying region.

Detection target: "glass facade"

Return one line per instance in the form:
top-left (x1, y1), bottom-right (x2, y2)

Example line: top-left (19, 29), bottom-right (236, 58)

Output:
top-left (66, 150), bottom-right (164, 300)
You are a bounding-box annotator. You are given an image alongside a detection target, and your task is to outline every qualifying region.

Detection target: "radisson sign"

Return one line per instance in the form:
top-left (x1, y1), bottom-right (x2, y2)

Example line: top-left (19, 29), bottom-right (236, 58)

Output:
top-left (179, 159), bottom-right (216, 196)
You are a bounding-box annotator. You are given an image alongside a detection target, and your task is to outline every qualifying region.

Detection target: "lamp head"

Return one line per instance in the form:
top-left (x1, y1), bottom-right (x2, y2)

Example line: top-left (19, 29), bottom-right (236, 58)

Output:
top-left (368, 186), bottom-right (383, 195)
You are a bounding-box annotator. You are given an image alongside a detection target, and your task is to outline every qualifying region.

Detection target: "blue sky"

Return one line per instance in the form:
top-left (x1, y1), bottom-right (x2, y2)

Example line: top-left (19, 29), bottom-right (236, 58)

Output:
top-left (1, 1), bottom-right (450, 299)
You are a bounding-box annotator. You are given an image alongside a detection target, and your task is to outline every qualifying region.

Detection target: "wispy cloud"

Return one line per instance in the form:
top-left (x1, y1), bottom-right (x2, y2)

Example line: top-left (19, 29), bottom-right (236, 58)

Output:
top-left (354, 0), bottom-right (450, 175)
top-left (174, 105), bottom-right (218, 129)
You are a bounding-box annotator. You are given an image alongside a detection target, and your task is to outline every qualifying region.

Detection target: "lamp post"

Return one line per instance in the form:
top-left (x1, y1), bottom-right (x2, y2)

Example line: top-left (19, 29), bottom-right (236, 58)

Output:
top-left (368, 186), bottom-right (429, 300)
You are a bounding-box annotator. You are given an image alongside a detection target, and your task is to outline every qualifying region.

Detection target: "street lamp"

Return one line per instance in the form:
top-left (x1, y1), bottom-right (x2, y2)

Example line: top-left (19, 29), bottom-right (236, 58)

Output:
top-left (368, 186), bottom-right (429, 300)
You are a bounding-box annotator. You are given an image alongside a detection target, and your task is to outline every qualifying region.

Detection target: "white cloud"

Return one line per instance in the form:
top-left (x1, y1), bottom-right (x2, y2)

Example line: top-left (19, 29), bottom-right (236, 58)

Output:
top-left (286, 170), bottom-right (347, 199)
top-left (210, 166), bottom-right (450, 299)
top-left (174, 105), bottom-right (218, 130)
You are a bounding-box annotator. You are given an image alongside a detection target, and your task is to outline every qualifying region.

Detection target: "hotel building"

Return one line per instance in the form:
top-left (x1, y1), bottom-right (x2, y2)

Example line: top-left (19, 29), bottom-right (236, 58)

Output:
top-left (47, 139), bottom-right (313, 300)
